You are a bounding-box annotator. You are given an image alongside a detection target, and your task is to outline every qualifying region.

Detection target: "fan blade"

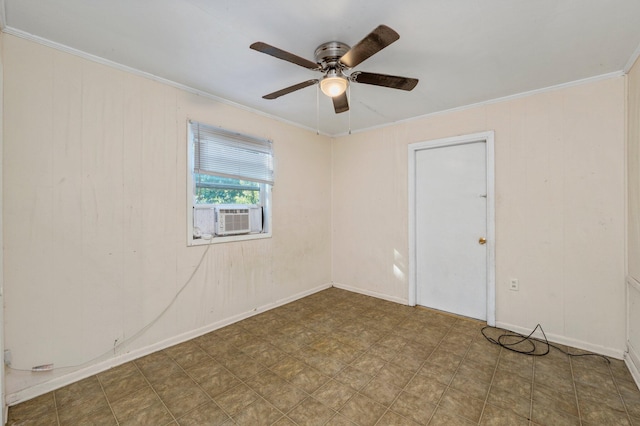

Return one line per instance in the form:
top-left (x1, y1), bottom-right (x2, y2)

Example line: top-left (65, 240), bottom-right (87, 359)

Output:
top-left (263, 79), bottom-right (318, 100)
top-left (351, 71), bottom-right (418, 91)
top-left (332, 92), bottom-right (349, 114)
top-left (339, 25), bottom-right (400, 68)
top-left (250, 42), bottom-right (321, 71)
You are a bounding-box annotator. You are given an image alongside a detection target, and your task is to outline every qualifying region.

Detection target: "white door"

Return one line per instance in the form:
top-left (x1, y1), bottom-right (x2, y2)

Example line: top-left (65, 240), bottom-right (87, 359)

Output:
top-left (415, 141), bottom-right (488, 320)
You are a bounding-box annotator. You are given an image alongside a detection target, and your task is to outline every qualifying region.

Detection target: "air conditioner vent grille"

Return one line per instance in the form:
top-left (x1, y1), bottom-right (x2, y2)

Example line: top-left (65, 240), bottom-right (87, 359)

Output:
top-left (215, 207), bottom-right (251, 235)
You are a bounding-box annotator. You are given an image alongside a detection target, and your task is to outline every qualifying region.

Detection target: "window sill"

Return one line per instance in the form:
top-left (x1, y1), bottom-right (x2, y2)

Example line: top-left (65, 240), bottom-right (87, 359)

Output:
top-left (188, 231), bottom-right (272, 246)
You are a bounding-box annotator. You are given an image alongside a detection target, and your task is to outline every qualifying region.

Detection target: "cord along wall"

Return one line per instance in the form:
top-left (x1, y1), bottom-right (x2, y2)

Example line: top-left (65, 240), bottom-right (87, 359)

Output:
top-left (2, 34), bottom-right (333, 402)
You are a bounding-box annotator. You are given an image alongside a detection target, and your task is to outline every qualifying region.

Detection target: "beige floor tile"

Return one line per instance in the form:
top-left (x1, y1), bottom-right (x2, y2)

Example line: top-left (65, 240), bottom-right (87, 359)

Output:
top-left (99, 365), bottom-right (148, 404)
top-left (426, 347), bottom-right (463, 372)
top-left (269, 355), bottom-right (307, 381)
top-left (6, 393), bottom-right (56, 425)
top-left (175, 401), bottom-right (230, 425)
top-left (531, 400), bottom-right (581, 426)
top-left (618, 379), bottom-right (640, 419)
top-left (449, 372), bottom-right (492, 400)
top-left (532, 382), bottom-right (579, 417)
top-left (458, 357), bottom-right (496, 382)
top-left (246, 369), bottom-right (308, 411)
top-left (350, 352), bottom-right (387, 373)
top-left (325, 413), bottom-right (358, 425)
top-left (152, 371), bottom-right (211, 418)
top-left (496, 354), bottom-right (533, 381)
top-left (218, 351), bottom-right (264, 380)
top-left (375, 362), bottom-right (415, 389)
top-left (185, 358), bottom-right (240, 398)
top-left (312, 379), bottom-right (356, 410)
top-left (213, 383), bottom-right (259, 416)
top-left (135, 351), bottom-right (184, 383)
top-left (578, 398), bottom-right (631, 425)
top-left (428, 407), bottom-right (477, 425)
top-left (272, 416), bottom-right (297, 426)
top-left (534, 366), bottom-right (576, 395)
top-left (464, 347), bottom-right (500, 371)
top-left (58, 402), bottom-right (116, 426)
top-left (110, 385), bottom-right (169, 424)
top-left (390, 391), bottom-right (436, 424)
top-left (259, 382), bottom-right (307, 412)
top-left (232, 397), bottom-right (283, 426)
top-left (360, 375), bottom-right (403, 407)
top-left (416, 360), bottom-right (458, 385)
top-left (438, 387), bottom-right (485, 423)
top-left (334, 365), bottom-right (375, 391)
top-left (404, 373), bottom-right (446, 404)
top-left (438, 338), bottom-right (472, 358)
top-left (491, 369), bottom-right (532, 400)
top-left (286, 363), bottom-right (330, 393)
top-left (610, 358), bottom-right (637, 383)
top-left (301, 348), bottom-right (347, 376)
top-left (575, 379), bottom-right (627, 412)
top-left (118, 400), bottom-right (174, 426)
top-left (287, 396), bottom-right (336, 426)
top-left (338, 393), bottom-right (387, 426)
top-left (486, 385), bottom-right (532, 419)
top-left (8, 409), bottom-right (58, 425)
top-left (390, 346), bottom-right (432, 372)
top-left (56, 393), bottom-right (113, 425)
top-left (164, 341), bottom-right (211, 370)
top-left (480, 403), bottom-right (530, 426)
top-left (376, 410), bottom-right (421, 425)
top-left (54, 376), bottom-right (105, 410)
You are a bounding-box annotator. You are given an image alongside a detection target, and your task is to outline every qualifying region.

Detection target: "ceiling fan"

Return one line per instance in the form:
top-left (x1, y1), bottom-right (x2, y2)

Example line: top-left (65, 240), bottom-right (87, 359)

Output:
top-left (250, 25), bottom-right (419, 114)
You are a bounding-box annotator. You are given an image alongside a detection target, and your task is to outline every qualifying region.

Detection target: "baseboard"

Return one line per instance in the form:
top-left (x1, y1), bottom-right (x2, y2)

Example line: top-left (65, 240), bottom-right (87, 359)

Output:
top-left (627, 276), bottom-right (640, 388)
top-left (6, 282), bottom-right (332, 406)
top-left (331, 282), bottom-right (409, 306)
top-left (626, 340), bottom-right (640, 388)
top-left (495, 321), bottom-right (625, 359)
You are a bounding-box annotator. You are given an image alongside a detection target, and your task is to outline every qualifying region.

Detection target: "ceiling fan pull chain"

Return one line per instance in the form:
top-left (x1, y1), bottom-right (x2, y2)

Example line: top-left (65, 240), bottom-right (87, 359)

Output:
top-left (316, 84), bottom-right (320, 135)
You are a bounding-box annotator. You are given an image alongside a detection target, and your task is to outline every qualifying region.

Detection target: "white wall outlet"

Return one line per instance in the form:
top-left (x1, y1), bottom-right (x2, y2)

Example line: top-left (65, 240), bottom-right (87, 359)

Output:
top-left (510, 279), bottom-right (519, 291)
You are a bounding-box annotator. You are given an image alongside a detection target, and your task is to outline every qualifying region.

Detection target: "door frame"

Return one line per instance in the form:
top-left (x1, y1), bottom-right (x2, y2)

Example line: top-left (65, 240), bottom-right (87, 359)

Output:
top-left (408, 131), bottom-right (496, 326)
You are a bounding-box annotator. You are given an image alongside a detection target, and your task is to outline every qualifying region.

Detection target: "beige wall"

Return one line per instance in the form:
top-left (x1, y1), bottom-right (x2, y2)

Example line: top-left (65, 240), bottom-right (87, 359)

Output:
top-left (333, 77), bottom-right (626, 355)
top-left (1, 31), bottom-right (632, 402)
top-left (628, 55), bottom-right (640, 378)
top-left (2, 34), bottom-right (332, 401)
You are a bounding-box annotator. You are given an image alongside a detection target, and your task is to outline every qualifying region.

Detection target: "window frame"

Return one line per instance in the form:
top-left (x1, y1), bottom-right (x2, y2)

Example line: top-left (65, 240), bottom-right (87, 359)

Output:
top-left (186, 120), bottom-right (273, 246)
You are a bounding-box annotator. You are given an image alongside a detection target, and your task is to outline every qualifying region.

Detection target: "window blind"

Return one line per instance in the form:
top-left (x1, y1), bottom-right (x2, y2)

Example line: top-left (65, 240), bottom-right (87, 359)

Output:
top-left (191, 121), bottom-right (274, 185)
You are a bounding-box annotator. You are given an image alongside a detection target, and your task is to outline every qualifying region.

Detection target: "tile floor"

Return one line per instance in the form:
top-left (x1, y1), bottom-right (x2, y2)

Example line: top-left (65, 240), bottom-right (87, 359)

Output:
top-left (7, 287), bottom-right (640, 425)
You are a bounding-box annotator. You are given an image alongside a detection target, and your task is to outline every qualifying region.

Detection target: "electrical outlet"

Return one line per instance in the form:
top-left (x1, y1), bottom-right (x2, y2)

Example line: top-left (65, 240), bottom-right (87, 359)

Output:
top-left (510, 279), bottom-right (519, 291)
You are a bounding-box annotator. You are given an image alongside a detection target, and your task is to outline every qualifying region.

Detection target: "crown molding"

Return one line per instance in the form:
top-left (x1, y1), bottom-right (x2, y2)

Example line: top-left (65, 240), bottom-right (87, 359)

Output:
top-left (1, 26), bottom-right (332, 137)
top-left (335, 71), bottom-right (625, 137)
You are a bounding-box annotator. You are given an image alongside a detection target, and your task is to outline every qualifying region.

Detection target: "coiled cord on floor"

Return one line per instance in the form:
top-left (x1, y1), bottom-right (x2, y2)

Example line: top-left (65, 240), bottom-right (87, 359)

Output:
top-left (481, 324), bottom-right (610, 363)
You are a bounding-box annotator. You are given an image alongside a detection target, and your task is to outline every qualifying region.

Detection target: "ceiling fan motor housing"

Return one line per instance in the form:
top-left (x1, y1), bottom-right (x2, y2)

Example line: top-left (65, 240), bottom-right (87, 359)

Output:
top-left (314, 41), bottom-right (351, 70)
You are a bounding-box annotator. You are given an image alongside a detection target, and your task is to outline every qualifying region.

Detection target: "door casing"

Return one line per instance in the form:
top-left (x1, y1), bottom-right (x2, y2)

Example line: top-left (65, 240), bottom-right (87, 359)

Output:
top-left (408, 131), bottom-right (496, 326)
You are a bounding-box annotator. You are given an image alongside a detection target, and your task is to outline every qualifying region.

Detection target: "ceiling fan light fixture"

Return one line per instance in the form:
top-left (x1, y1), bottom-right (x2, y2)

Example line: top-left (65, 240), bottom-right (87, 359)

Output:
top-left (320, 71), bottom-right (348, 97)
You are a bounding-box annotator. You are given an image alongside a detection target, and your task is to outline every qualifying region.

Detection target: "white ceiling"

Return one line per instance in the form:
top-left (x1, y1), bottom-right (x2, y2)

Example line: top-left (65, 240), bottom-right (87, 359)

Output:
top-left (3, 0), bottom-right (640, 135)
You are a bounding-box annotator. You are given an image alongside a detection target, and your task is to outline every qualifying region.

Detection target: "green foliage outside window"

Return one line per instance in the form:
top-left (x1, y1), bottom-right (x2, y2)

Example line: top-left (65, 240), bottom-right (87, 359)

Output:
top-left (195, 174), bottom-right (260, 205)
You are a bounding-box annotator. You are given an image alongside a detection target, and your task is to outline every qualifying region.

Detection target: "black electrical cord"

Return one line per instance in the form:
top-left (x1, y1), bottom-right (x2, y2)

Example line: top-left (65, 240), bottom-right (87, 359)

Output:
top-left (481, 324), bottom-right (610, 364)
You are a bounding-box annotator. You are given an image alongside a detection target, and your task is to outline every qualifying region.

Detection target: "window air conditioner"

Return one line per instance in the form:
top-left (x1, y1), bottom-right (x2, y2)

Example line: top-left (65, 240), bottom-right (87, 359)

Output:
top-left (215, 207), bottom-right (251, 236)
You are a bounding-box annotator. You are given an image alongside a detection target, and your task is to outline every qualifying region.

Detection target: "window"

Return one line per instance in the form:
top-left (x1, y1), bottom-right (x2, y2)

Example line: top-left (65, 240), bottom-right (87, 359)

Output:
top-left (187, 120), bottom-right (273, 245)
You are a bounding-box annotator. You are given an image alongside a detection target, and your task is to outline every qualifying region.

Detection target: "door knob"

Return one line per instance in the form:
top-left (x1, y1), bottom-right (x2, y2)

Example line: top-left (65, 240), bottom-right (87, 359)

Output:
top-left (479, 237), bottom-right (486, 245)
